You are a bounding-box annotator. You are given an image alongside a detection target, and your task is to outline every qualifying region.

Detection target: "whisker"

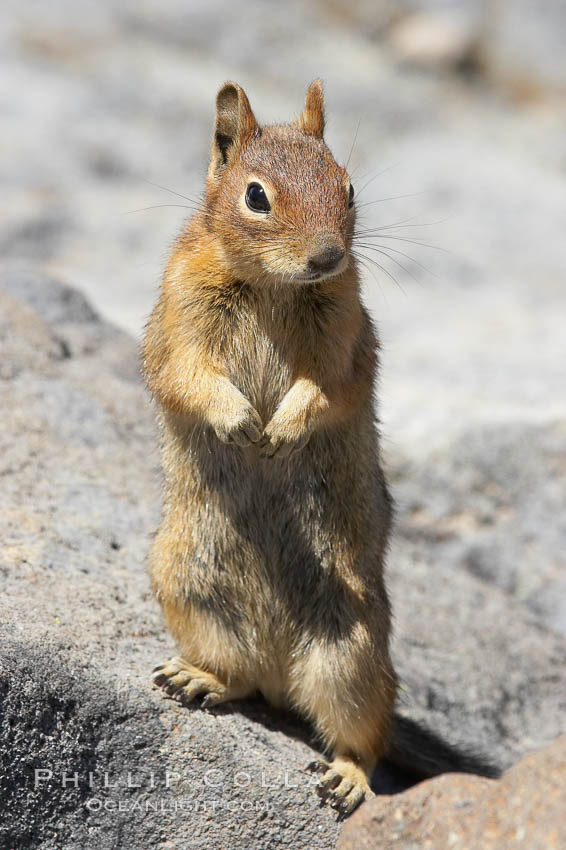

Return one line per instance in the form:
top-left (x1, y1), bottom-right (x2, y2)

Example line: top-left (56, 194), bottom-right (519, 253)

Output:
top-left (124, 203), bottom-right (199, 215)
top-left (354, 219), bottom-right (445, 236)
top-left (355, 162), bottom-right (400, 200)
top-left (351, 252), bottom-right (389, 305)
top-left (352, 213), bottom-right (424, 232)
top-left (375, 216), bottom-right (450, 230)
top-left (356, 191), bottom-right (424, 210)
top-left (142, 178), bottom-right (203, 206)
top-left (345, 117), bottom-right (362, 172)
top-left (359, 241), bottom-right (437, 279)
top-left (354, 243), bottom-right (425, 286)
top-left (351, 249), bottom-right (406, 295)
top-left (353, 232), bottom-right (445, 252)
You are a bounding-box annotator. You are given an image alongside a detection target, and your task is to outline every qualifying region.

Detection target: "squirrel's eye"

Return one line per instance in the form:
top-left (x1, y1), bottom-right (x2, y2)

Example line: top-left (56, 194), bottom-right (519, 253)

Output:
top-left (245, 182), bottom-right (270, 213)
top-left (348, 183), bottom-right (355, 208)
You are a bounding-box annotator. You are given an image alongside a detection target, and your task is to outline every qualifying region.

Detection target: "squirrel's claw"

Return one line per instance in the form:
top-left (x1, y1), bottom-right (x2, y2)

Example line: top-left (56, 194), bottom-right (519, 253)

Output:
top-left (228, 422), bottom-right (262, 447)
top-left (306, 759), bottom-right (329, 775)
top-left (307, 759), bottom-right (369, 816)
top-left (259, 432), bottom-right (310, 459)
top-left (214, 404), bottom-right (264, 447)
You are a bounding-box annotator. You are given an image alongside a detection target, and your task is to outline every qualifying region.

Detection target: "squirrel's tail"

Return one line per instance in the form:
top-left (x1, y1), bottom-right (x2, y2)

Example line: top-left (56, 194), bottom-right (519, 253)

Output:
top-left (386, 713), bottom-right (501, 780)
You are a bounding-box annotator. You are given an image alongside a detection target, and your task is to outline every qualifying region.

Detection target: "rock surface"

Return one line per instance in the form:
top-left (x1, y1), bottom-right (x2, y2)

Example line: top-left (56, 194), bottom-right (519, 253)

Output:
top-left (393, 419), bottom-right (566, 634)
top-left (338, 736), bottom-right (566, 850)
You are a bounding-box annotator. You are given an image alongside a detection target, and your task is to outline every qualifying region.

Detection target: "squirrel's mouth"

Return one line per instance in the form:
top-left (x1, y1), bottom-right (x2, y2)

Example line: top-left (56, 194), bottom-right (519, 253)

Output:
top-left (294, 263), bottom-right (347, 284)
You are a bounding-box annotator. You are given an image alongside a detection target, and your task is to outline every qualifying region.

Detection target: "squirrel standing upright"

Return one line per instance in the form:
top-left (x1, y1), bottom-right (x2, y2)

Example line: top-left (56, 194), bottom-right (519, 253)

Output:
top-left (143, 79), bottom-right (398, 815)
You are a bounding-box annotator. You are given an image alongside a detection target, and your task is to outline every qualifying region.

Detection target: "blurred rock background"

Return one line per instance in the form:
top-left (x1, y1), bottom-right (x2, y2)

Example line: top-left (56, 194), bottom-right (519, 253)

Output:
top-left (1, 2), bottom-right (566, 847)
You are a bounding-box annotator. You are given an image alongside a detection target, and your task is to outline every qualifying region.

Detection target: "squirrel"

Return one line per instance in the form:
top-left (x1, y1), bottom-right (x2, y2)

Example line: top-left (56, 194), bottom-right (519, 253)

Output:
top-left (143, 80), bottom-right (497, 816)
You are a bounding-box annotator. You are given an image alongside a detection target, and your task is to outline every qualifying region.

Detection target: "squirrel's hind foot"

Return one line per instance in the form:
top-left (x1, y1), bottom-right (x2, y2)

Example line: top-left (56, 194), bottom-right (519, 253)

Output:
top-left (307, 756), bottom-right (372, 816)
top-left (152, 656), bottom-right (252, 708)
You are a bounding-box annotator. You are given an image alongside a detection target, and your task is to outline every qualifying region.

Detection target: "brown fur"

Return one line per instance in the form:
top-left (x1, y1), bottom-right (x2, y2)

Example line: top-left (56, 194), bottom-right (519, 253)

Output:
top-left (143, 80), bottom-right (398, 815)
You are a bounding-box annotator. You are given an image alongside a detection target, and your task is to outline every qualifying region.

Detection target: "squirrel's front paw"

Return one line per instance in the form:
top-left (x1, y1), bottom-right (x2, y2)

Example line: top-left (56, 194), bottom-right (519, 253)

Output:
top-left (260, 419), bottom-right (310, 459)
top-left (212, 401), bottom-right (263, 448)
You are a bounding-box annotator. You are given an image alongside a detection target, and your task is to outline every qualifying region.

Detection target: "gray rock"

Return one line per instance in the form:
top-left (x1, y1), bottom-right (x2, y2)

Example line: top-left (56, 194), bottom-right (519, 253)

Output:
top-left (1, 638), bottom-right (171, 850)
top-left (390, 544), bottom-right (566, 769)
top-left (392, 419), bottom-right (566, 634)
top-left (1, 269), bottom-right (99, 326)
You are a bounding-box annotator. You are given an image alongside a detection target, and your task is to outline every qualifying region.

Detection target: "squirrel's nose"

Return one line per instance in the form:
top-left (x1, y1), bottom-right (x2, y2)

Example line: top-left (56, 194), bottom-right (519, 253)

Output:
top-left (308, 244), bottom-right (345, 275)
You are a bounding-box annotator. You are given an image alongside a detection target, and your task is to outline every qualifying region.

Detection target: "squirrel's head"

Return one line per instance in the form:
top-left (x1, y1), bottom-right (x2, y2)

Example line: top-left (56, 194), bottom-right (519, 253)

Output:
top-left (205, 80), bottom-right (354, 284)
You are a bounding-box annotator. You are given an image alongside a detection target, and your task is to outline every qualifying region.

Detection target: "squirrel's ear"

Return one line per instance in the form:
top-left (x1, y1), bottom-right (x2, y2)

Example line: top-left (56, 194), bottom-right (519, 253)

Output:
top-left (299, 79), bottom-right (325, 139)
top-left (210, 82), bottom-right (258, 173)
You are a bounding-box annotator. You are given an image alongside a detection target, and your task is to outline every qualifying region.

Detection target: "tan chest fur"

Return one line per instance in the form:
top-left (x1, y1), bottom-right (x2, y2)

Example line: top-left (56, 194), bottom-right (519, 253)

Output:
top-left (224, 292), bottom-right (294, 423)
top-left (215, 281), bottom-right (362, 426)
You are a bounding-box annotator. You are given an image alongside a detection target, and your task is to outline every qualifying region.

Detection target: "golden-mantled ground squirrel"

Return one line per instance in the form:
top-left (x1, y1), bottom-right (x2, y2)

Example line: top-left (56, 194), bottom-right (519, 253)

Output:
top-left (143, 81), bottom-right (486, 816)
